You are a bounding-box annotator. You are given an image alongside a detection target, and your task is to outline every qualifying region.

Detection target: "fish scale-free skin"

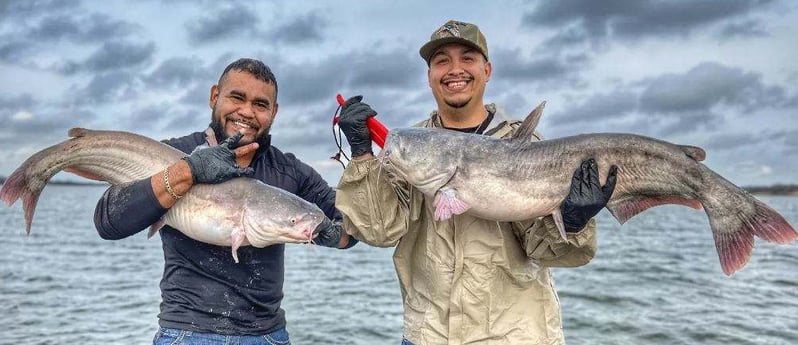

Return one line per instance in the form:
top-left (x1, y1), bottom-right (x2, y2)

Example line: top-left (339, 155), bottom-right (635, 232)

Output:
top-left (0, 128), bottom-right (324, 258)
top-left (381, 108), bottom-right (796, 276)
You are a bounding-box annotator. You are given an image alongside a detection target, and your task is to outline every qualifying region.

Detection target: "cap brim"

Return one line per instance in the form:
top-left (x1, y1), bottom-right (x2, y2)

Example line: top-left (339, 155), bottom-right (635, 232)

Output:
top-left (419, 37), bottom-right (486, 63)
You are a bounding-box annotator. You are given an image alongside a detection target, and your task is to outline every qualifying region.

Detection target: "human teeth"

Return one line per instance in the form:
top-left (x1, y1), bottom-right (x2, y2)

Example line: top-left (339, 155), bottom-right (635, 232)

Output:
top-left (446, 81), bottom-right (467, 88)
top-left (234, 121), bottom-right (251, 129)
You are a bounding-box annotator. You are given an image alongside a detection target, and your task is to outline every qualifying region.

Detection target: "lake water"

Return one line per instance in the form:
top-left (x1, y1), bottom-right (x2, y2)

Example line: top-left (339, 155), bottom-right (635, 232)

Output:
top-left (1, 185), bottom-right (796, 345)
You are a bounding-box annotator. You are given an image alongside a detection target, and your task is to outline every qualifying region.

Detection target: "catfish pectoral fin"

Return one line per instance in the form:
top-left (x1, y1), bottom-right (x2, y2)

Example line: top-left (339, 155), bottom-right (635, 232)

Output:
top-left (551, 209), bottom-right (567, 240)
top-left (231, 229), bottom-right (246, 263)
top-left (147, 219), bottom-right (166, 239)
top-left (433, 188), bottom-right (470, 221)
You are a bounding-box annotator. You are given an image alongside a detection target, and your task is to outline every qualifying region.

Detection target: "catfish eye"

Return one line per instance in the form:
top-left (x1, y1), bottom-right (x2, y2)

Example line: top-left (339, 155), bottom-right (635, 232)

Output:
top-left (289, 218), bottom-right (296, 224)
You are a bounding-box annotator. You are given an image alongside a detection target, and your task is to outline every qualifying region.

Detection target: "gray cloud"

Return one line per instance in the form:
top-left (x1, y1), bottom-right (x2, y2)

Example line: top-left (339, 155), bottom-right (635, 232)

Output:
top-left (57, 41), bottom-right (156, 75)
top-left (655, 111), bottom-right (720, 136)
top-left (346, 51), bottom-right (422, 89)
top-left (276, 49), bottom-right (421, 108)
top-left (179, 82), bottom-right (213, 109)
top-left (125, 103), bottom-right (211, 133)
top-left (639, 62), bottom-right (791, 113)
top-left (718, 19), bottom-right (770, 39)
top-left (77, 71), bottom-right (140, 104)
top-left (144, 56), bottom-right (213, 90)
top-left (0, 39), bottom-right (34, 64)
top-left (0, 107), bottom-right (93, 144)
top-left (29, 13), bottom-right (139, 43)
top-left (186, 7), bottom-right (260, 44)
top-left (0, 94), bottom-right (35, 113)
top-left (127, 102), bottom-right (171, 130)
top-left (0, 5), bottom-right (141, 69)
top-left (781, 129), bottom-right (798, 154)
top-left (705, 131), bottom-right (762, 151)
top-left (546, 61), bottom-right (797, 137)
top-left (0, 0), bottom-right (80, 18)
top-left (549, 90), bottom-right (639, 124)
top-left (267, 12), bottom-right (327, 44)
top-left (523, 0), bottom-right (775, 44)
top-left (84, 41), bottom-right (156, 72)
top-left (491, 48), bottom-right (588, 87)
top-left (163, 108), bottom-right (211, 133)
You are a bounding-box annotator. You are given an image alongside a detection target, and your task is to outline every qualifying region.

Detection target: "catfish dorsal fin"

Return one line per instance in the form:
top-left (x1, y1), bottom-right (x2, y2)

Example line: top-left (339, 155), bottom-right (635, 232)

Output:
top-left (512, 101), bottom-right (546, 141)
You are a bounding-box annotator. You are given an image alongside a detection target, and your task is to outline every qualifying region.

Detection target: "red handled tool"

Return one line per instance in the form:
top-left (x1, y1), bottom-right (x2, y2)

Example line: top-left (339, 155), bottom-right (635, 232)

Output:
top-left (333, 93), bottom-right (390, 148)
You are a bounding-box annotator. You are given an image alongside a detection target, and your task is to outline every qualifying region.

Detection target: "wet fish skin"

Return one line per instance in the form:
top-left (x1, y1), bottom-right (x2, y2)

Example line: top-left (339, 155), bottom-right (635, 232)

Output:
top-left (0, 128), bottom-right (325, 262)
top-left (379, 103), bottom-right (797, 275)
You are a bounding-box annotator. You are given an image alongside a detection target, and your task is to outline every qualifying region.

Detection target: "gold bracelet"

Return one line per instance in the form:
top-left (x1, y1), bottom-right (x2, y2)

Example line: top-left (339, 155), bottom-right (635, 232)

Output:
top-left (163, 166), bottom-right (183, 200)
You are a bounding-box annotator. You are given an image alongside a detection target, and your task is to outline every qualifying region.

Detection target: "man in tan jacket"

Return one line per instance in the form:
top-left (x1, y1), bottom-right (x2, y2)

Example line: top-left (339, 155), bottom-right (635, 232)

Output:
top-left (336, 20), bottom-right (617, 345)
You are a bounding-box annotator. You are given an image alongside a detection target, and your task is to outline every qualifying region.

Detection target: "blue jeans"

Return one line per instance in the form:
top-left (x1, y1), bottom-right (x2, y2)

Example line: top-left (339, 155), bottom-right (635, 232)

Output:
top-left (153, 327), bottom-right (290, 345)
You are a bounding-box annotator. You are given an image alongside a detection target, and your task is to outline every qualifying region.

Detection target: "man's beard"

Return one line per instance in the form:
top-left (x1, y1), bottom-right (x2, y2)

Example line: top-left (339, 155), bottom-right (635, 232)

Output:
top-left (209, 115), bottom-right (271, 149)
top-left (445, 97), bottom-right (471, 109)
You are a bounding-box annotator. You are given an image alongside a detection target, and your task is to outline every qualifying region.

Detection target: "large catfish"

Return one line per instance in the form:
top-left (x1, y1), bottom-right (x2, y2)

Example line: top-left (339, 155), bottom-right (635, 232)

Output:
top-left (0, 128), bottom-right (326, 262)
top-left (379, 102), bottom-right (797, 275)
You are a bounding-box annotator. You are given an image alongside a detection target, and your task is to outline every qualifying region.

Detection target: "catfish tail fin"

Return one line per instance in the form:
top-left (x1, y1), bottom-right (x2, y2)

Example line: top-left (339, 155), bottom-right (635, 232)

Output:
top-left (0, 162), bottom-right (45, 234)
top-left (701, 171), bottom-right (797, 276)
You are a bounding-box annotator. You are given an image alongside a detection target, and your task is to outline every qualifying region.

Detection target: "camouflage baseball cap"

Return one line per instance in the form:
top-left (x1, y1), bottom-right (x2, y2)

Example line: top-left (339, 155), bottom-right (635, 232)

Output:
top-left (419, 20), bottom-right (488, 63)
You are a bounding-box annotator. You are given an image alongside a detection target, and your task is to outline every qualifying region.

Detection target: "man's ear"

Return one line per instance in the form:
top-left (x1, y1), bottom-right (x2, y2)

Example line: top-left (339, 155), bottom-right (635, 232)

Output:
top-left (209, 85), bottom-right (219, 109)
top-left (271, 103), bottom-right (279, 122)
top-left (485, 61), bottom-right (492, 82)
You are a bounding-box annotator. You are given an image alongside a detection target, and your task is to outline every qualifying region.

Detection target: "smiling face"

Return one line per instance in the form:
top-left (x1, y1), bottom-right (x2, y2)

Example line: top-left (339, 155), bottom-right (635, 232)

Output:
top-left (427, 43), bottom-right (492, 112)
top-left (209, 70), bottom-right (278, 146)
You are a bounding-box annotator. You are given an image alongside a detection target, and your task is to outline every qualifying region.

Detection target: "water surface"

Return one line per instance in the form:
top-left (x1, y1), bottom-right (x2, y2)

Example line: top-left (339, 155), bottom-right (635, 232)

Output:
top-left (1, 185), bottom-right (796, 344)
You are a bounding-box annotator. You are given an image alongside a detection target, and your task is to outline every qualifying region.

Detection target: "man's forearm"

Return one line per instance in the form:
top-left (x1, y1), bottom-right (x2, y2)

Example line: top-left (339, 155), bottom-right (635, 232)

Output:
top-left (94, 178), bottom-right (168, 240)
top-left (151, 160), bottom-right (194, 208)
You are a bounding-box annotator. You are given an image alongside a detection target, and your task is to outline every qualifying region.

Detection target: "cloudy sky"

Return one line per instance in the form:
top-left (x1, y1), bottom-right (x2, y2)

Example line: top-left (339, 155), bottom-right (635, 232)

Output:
top-left (1, 0), bottom-right (796, 186)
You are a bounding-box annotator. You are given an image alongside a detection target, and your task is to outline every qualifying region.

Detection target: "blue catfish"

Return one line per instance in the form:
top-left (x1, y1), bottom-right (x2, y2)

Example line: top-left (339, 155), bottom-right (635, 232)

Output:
top-left (379, 102), bottom-right (797, 275)
top-left (0, 128), bottom-right (325, 262)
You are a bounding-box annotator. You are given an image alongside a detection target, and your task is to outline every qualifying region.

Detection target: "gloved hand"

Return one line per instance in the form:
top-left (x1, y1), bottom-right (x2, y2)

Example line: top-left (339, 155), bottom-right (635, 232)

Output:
top-left (313, 218), bottom-right (343, 248)
top-left (561, 158), bottom-right (618, 232)
top-left (338, 95), bottom-right (377, 157)
top-left (183, 132), bottom-right (254, 184)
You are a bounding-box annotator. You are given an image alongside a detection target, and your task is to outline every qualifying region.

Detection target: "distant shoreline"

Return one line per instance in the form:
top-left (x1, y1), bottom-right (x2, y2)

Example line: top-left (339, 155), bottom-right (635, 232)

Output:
top-left (1, 176), bottom-right (797, 195)
top-left (741, 185), bottom-right (798, 196)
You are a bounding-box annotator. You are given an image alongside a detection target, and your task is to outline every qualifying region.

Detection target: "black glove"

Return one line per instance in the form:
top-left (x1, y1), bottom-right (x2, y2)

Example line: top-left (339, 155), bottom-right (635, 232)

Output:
top-left (313, 218), bottom-right (358, 249)
top-left (313, 218), bottom-right (343, 248)
top-left (561, 158), bottom-right (618, 232)
top-left (338, 95), bottom-right (377, 157)
top-left (183, 132), bottom-right (254, 184)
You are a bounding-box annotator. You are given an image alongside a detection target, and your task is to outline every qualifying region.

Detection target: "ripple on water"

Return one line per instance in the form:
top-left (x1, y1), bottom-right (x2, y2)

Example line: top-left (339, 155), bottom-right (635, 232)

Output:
top-left (1, 187), bottom-right (797, 344)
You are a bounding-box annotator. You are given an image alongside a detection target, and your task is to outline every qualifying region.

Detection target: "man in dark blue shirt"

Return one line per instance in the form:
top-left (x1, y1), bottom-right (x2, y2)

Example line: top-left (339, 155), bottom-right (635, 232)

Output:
top-left (94, 58), bottom-right (354, 344)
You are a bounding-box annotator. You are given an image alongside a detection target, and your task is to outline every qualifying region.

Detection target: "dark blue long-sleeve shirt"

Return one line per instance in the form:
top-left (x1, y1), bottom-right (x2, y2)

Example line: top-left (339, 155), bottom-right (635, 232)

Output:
top-left (94, 131), bottom-right (342, 335)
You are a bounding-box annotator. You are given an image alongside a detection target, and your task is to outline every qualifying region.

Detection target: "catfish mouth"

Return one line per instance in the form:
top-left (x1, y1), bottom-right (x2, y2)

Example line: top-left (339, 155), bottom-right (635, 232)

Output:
top-left (293, 216), bottom-right (325, 243)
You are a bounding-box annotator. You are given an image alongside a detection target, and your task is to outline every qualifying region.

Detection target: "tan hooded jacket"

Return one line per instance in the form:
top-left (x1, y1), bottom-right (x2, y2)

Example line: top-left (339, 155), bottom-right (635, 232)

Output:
top-left (336, 104), bottom-right (597, 345)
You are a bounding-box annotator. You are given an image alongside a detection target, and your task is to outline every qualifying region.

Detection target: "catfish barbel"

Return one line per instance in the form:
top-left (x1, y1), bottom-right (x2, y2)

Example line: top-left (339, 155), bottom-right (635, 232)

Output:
top-left (379, 102), bottom-right (797, 275)
top-left (0, 128), bottom-right (325, 262)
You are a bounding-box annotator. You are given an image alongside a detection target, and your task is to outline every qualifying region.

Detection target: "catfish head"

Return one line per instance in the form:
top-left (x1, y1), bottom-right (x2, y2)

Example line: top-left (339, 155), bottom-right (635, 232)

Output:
top-left (236, 179), bottom-right (327, 248)
top-left (379, 127), bottom-right (465, 196)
